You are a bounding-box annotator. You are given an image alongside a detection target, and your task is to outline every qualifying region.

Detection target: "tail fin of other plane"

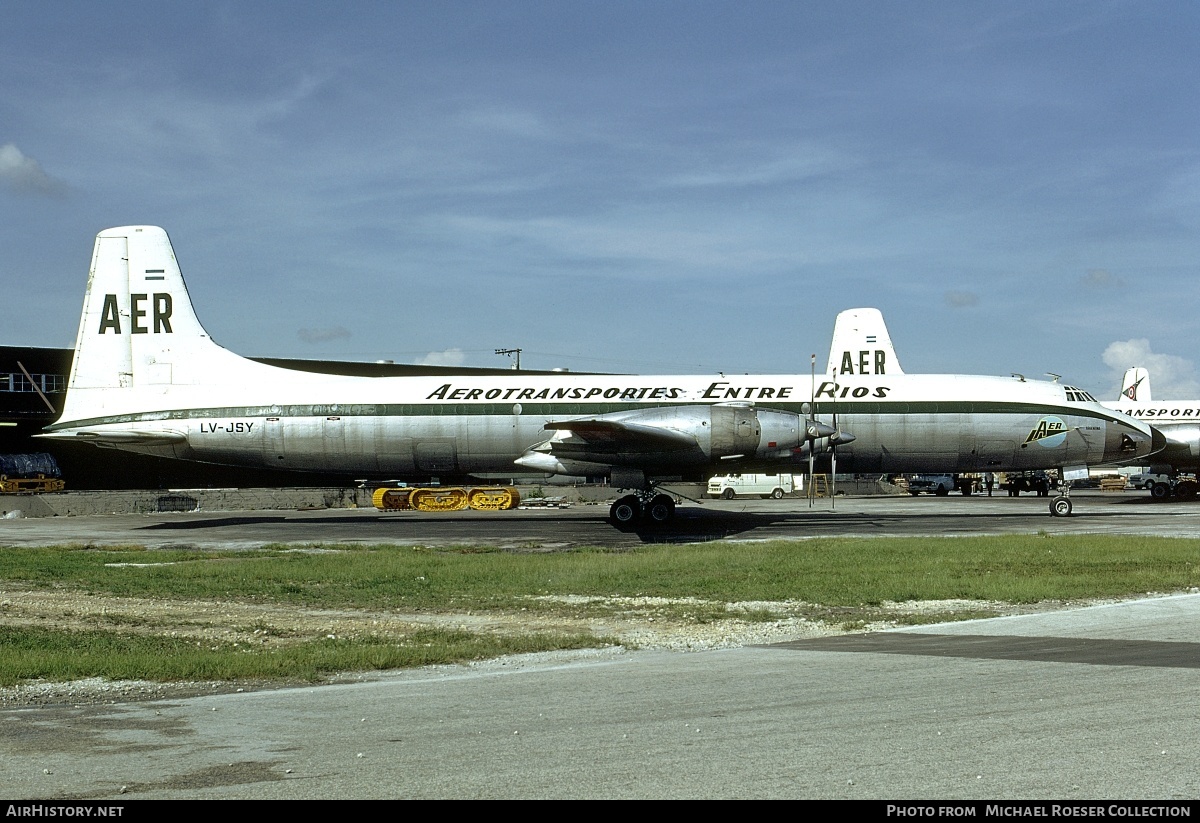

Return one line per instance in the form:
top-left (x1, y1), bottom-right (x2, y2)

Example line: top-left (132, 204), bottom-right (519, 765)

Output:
top-left (826, 308), bottom-right (904, 376)
top-left (57, 225), bottom-right (282, 424)
top-left (1117, 367), bottom-right (1151, 404)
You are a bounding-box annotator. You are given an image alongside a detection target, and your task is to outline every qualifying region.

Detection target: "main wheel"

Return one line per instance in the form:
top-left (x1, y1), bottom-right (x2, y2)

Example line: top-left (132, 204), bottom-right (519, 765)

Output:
top-left (1151, 482), bottom-right (1172, 501)
top-left (1175, 481), bottom-right (1198, 501)
top-left (645, 493), bottom-right (676, 525)
top-left (609, 495), bottom-right (643, 529)
top-left (1050, 496), bottom-right (1072, 517)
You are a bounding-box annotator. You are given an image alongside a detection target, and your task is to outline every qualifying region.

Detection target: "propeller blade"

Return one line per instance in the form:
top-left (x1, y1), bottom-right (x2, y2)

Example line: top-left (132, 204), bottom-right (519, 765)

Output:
top-left (830, 444), bottom-right (837, 510)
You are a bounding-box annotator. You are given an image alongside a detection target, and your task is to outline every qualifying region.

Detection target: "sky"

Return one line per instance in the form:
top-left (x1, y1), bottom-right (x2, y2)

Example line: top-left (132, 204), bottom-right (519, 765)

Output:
top-left (2, 1), bottom-right (1199, 398)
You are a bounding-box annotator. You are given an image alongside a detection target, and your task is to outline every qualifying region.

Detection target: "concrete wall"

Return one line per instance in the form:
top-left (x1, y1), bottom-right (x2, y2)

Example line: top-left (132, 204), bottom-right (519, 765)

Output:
top-left (1, 487), bottom-right (374, 519)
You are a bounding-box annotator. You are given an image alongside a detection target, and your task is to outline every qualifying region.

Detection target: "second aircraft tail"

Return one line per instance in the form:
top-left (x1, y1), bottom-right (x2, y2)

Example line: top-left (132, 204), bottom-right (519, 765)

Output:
top-left (826, 308), bottom-right (904, 376)
top-left (1117, 367), bottom-right (1151, 404)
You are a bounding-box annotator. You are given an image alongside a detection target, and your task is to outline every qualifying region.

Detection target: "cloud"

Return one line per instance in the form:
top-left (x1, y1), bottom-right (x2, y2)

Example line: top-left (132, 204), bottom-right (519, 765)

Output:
top-left (417, 348), bottom-right (467, 367)
top-left (1102, 339), bottom-right (1200, 400)
top-left (1081, 268), bottom-right (1125, 288)
top-left (297, 326), bottom-right (352, 344)
top-left (0, 143), bottom-right (67, 196)
top-left (944, 290), bottom-right (979, 308)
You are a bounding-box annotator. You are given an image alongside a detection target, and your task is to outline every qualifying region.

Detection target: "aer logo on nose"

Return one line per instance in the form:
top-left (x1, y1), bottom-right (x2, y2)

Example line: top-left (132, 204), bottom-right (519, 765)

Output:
top-left (1025, 416), bottom-right (1068, 447)
top-left (97, 293), bottom-right (173, 334)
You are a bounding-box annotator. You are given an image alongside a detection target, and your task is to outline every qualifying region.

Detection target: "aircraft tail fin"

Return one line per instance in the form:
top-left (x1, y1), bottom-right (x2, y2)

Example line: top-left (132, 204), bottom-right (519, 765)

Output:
top-left (1117, 367), bottom-right (1151, 404)
top-left (57, 225), bottom-right (275, 424)
top-left (826, 308), bottom-right (904, 376)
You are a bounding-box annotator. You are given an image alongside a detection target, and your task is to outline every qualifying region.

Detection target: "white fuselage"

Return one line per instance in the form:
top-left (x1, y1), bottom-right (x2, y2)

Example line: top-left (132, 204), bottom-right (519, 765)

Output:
top-left (47, 368), bottom-right (1151, 480)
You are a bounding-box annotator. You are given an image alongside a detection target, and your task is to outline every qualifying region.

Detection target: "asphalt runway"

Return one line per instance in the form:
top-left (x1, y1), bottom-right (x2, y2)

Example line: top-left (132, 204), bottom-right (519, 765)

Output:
top-left (4, 489), bottom-right (1200, 800)
top-left (2, 488), bottom-right (1199, 549)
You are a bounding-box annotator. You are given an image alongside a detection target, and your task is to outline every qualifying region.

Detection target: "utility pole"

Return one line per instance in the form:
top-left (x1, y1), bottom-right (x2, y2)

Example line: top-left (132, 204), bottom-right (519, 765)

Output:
top-left (495, 348), bottom-right (522, 370)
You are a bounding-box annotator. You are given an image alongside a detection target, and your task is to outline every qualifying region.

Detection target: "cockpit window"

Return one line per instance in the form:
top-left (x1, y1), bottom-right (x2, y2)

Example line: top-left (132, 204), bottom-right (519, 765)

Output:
top-left (1064, 386), bottom-right (1096, 402)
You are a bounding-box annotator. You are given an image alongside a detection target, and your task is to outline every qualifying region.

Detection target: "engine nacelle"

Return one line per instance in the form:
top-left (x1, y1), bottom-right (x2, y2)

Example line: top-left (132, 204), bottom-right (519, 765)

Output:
top-left (614, 404), bottom-right (808, 460)
top-left (529, 404), bottom-right (809, 469)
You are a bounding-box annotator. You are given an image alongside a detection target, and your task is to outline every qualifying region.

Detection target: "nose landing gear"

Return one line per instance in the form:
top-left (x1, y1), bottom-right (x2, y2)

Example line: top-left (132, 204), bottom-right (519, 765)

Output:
top-left (1049, 480), bottom-right (1073, 517)
top-left (1050, 495), bottom-right (1073, 517)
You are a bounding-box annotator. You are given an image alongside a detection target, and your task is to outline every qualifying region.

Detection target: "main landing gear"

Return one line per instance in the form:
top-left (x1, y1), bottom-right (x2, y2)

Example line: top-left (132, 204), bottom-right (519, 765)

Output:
top-left (610, 491), bottom-right (678, 530)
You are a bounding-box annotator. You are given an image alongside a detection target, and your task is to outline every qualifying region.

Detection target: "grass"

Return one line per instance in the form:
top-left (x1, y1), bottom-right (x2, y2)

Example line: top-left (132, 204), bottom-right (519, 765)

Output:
top-left (0, 626), bottom-right (601, 686)
top-left (3, 535), bottom-right (1198, 607)
top-left (2, 534), bottom-right (1199, 686)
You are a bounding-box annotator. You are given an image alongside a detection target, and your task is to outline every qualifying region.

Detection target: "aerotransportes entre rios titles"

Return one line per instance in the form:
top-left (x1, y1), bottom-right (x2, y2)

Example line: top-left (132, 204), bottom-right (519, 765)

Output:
top-left (423, 379), bottom-right (890, 402)
top-left (40, 225), bottom-right (1160, 529)
top-left (425, 379), bottom-right (1074, 448)
top-left (1118, 406), bottom-right (1200, 419)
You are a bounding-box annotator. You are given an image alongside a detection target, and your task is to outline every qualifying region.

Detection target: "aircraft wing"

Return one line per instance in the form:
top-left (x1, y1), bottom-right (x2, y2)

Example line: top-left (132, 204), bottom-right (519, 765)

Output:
top-left (542, 418), bottom-right (699, 451)
top-left (517, 412), bottom-right (711, 475)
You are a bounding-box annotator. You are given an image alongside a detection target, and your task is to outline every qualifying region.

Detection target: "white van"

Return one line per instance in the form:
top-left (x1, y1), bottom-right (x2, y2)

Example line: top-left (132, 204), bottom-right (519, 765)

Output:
top-left (707, 473), bottom-right (798, 499)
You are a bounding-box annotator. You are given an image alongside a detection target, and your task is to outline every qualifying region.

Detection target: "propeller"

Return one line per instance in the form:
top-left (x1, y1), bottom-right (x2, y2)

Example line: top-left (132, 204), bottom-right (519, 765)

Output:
top-left (804, 354), bottom-right (855, 509)
top-left (809, 355), bottom-right (816, 507)
top-left (830, 407), bottom-right (837, 509)
top-left (803, 355), bottom-right (837, 505)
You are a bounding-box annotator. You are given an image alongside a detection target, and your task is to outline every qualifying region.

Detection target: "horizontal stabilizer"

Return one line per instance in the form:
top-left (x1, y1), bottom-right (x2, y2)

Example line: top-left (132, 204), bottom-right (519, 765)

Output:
top-left (36, 430), bottom-right (187, 446)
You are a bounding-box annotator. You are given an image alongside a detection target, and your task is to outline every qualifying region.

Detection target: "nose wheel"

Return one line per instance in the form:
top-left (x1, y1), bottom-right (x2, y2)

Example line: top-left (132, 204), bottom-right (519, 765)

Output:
top-left (1049, 480), bottom-right (1074, 517)
top-left (1049, 496), bottom-right (1072, 517)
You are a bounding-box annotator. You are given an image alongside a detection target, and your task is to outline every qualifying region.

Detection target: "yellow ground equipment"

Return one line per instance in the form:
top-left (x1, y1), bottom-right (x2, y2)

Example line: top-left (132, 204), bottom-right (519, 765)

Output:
top-left (0, 473), bottom-right (65, 493)
top-left (0, 454), bottom-right (65, 494)
top-left (372, 486), bottom-right (521, 512)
